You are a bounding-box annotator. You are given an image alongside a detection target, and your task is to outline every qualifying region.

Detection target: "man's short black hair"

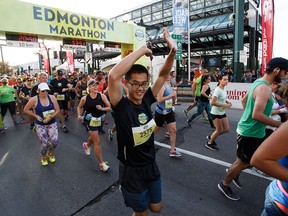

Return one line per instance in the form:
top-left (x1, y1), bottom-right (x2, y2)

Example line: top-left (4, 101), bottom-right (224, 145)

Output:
top-left (125, 64), bottom-right (149, 81)
top-left (266, 57), bottom-right (288, 74)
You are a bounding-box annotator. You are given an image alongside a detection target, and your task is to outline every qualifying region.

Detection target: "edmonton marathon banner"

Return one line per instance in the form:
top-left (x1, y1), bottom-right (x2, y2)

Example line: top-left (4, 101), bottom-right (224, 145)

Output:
top-left (0, 0), bottom-right (146, 63)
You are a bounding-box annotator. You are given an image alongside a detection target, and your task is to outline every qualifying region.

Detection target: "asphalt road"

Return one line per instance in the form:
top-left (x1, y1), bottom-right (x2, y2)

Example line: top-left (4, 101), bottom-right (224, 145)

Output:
top-left (0, 102), bottom-right (272, 216)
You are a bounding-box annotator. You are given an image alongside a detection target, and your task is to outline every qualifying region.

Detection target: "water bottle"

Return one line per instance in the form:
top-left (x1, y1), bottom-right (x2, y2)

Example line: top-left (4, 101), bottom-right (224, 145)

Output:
top-left (85, 113), bottom-right (92, 121)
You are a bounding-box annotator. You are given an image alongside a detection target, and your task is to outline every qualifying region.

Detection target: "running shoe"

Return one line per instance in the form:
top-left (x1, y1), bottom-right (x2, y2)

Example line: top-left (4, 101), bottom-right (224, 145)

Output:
top-left (47, 151), bottom-right (56, 163)
top-left (183, 109), bottom-right (188, 118)
top-left (82, 142), bottom-right (91, 155)
top-left (0, 129), bottom-right (5, 136)
top-left (100, 162), bottom-right (110, 172)
top-left (206, 136), bottom-right (218, 146)
top-left (14, 121), bottom-right (19, 126)
top-left (41, 156), bottom-right (48, 166)
top-left (62, 125), bottom-right (69, 133)
top-left (225, 168), bottom-right (242, 188)
top-left (165, 132), bottom-right (170, 138)
top-left (205, 142), bottom-right (219, 151)
top-left (187, 118), bottom-right (192, 127)
top-left (202, 117), bottom-right (209, 123)
top-left (108, 129), bottom-right (113, 141)
top-left (170, 149), bottom-right (182, 157)
top-left (218, 181), bottom-right (240, 201)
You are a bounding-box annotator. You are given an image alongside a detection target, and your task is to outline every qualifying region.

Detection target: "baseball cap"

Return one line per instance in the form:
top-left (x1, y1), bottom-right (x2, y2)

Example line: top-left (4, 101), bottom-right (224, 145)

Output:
top-left (38, 83), bottom-right (50, 91)
top-left (87, 79), bottom-right (99, 86)
top-left (57, 70), bottom-right (64, 76)
top-left (1, 77), bottom-right (8, 83)
top-left (267, 57), bottom-right (288, 71)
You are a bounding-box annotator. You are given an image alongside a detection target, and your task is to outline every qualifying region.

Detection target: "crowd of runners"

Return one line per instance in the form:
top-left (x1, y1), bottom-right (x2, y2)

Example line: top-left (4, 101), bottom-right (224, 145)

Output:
top-left (1, 30), bottom-right (288, 216)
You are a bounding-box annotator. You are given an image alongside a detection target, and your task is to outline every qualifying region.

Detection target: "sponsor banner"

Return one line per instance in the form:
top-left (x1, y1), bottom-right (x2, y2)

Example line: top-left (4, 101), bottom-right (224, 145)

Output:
top-left (66, 51), bottom-right (75, 73)
top-left (209, 82), bottom-right (251, 109)
top-left (261, 0), bottom-right (274, 74)
top-left (172, 8), bottom-right (189, 29)
top-left (172, 0), bottom-right (189, 33)
top-left (40, 43), bottom-right (51, 74)
top-left (62, 44), bottom-right (86, 50)
top-left (6, 40), bottom-right (39, 48)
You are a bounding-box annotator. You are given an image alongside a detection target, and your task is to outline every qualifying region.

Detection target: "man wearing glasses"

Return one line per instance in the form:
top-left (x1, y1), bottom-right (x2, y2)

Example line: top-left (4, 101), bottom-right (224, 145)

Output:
top-left (108, 28), bottom-right (176, 216)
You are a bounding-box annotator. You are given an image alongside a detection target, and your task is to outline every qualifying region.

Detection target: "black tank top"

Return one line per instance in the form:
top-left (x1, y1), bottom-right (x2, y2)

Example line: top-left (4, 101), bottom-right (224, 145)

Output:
top-left (85, 93), bottom-right (104, 117)
top-left (200, 85), bottom-right (211, 102)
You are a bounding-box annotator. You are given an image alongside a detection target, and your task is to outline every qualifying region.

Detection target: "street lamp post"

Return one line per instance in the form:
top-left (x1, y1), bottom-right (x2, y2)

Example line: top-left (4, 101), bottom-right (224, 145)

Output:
top-left (232, 1), bottom-right (256, 82)
top-left (233, 0), bottom-right (245, 82)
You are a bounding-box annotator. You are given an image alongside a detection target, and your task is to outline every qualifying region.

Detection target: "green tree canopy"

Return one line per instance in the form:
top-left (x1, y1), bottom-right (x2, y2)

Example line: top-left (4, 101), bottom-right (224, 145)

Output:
top-left (0, 62), bottom-right (13, 76)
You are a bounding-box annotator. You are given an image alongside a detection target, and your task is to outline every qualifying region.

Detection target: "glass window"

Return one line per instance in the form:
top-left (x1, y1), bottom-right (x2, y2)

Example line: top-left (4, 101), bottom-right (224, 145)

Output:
top-left (152, 2), bottom-right (162, 12)
top-left (163, 8), bottom-right (172, 18)
top-left (152, 11), bottom-right (162, 21)
top-left (132, 9), bottom-right (141, 19)
top-left (142, 14), bottom-right (151, 23)
top-left (190, 0), bottom-right (204, 11)
top-left (142, 6), bottom-right (151, 15)
top-left (164, 0), bottom-right (172, 9)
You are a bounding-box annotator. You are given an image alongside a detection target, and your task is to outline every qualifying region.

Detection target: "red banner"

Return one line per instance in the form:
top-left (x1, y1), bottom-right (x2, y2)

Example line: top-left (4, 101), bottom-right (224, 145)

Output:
top-left (66, 51), bottom-right (75, 74)
top-left (261, 0), bottom-right (274, 74)
top-left (40, 43), bottom-right (51, 75)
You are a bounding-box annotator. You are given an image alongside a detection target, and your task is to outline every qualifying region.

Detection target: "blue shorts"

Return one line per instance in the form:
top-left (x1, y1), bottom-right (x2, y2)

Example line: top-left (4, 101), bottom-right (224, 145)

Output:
top-left (121, 178), bottom-right (161, 212)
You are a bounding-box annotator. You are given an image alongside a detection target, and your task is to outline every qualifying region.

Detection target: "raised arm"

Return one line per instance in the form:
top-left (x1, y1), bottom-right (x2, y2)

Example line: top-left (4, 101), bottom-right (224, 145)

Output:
top-left (151, 28), bottom-right (177, 97)
top-left (108, 45), bottom-right (152, 107)
top-left (251, 121), bottom-right (288, 181)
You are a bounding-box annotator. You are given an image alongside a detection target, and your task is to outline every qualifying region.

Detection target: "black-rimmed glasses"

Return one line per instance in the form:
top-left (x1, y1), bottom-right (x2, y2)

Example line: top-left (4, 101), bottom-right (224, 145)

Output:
top-left (41, 90), bottom-right (49, 93)
top-left (128, 82), bottom-right (149, 89)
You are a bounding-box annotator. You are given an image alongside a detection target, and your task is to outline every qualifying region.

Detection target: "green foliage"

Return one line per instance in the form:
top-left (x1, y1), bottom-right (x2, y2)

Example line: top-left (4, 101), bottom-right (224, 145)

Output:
top-left (0, 62), bottom-right (13, 75)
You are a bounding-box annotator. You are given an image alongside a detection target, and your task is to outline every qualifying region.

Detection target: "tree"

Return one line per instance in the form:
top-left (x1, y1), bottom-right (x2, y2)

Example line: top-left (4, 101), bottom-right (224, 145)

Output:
top-left (0, 62), bottom-right (13, 75)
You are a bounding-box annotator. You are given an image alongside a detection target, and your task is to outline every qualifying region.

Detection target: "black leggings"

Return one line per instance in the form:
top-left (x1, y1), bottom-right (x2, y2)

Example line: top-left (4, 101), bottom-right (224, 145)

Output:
top-left (1, 101), bottom-right (16, 117)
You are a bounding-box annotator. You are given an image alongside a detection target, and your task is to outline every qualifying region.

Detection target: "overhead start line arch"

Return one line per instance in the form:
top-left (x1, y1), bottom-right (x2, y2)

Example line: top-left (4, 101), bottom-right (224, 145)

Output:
top-left (0, 0), bottom-right (147, 65)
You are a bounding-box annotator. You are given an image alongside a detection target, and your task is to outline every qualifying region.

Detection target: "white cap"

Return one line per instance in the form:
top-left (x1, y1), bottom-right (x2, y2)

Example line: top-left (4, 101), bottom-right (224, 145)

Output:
top-left (38, 83), bottom-right (50, 91)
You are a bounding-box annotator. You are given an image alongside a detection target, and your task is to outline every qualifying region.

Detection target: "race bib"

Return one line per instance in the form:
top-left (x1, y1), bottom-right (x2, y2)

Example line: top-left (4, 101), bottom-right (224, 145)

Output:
top-left (89, 117), bottom-right (101, 127)
top-left (82, 90), bottom-right (87, 96)
top-left (165, 98), bottom-right (173, 109)
top-left (42, 109), bottom-right (55, 120)
top-left (57, 94), bottom-right (65, 101)
top-left (132, 119), bottom-right (156, 147)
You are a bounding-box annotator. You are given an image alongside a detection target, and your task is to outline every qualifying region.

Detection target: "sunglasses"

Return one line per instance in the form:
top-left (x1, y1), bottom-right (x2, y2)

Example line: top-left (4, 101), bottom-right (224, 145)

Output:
top-left (41, 90), bottom-right (49, 92)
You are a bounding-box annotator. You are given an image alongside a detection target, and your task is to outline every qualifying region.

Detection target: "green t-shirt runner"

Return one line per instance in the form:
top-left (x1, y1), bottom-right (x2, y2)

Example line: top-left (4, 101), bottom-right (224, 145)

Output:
top-left (0, 85), bottom-right (15, 104)
top-left (236, 80), bottom-right (273, 138)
